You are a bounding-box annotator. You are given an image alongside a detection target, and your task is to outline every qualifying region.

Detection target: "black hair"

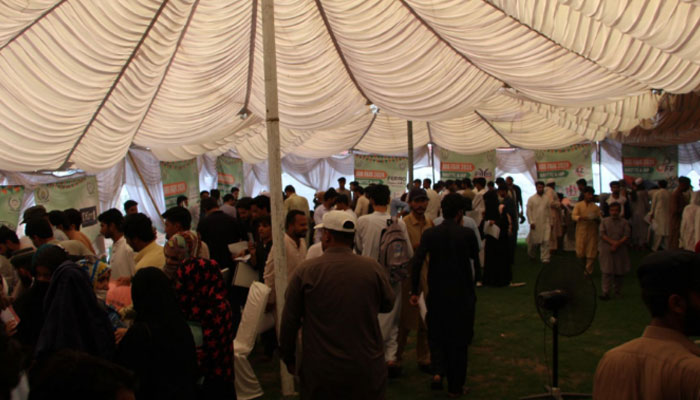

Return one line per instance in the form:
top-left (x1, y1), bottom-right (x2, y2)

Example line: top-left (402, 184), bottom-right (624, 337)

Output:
top-left (474, 178), bottom-right (486, 187)
top-left (63, 208), bottom-right (82, 231)
top-left (367, 185), bottom-right (390, 206)
top-left (97, 209), bottom-right (124, 232)
top-left (33, 244), bottom-right (68, 274)
top-left (176, 195), bottom-right (188, 207)
top-left (463, 178), bottom-right (473, 188)
top-left (495, 177), bottom-right (506, 186)
top-left (47, 210), bottom-right (68, 231)
top-left (445, 180), bottom-right (454, 188)
top-left (535, 181), bottom-right (545, 187)
top-left (338, 177), bottom-right (346, 183)
top-left (123, 213), bottom-right (156, 243)
top-left (336, 194), bottom-right (350, 205)
top-left (25, 218), bottom-right (53, 239)
top-left (201, 197), bottom-right (219, 212)
top-left (0, 226), bottom-right (19, 245)
top-left (658, 180), bottom-right (668, 188)
top-left (254, 215), bottom-right (272, 227)
top-left (223, 194), bottom-right (234, 203)
top-left (210, 189), bottom-right (220, 200)
top-left (487, 181), bottom-right (495, 188)
top-left (441, 193), bottom-right (465, 219)
top-left (236, 197), bottom-right (253, 210)
top-left (423, 178), bottom-right (432, 185)
top-left (284, 185), bottom-right (295, 193)
top-left (123, 200), bottom-right (138, 210)
top-left (200, 190), bottom-right (209, 197)
top-left (286, 210), bottom-right (306, 229)
top-left (231, 187), bottom-right (240, 193)
top-left (323, 188), bottom-right (338, 202)
top-left (679, 176), bottom-right (691, 185)
top-left (162, 206), bottom-right (192, 230)
top-left (252, 195), bottom-right (271, 212)
top-left (608, 202), bottom-right (622, 210)
top-left (583, 186), bottom-right (595, 195)
top-left (638, 251), bottom-right (700, 318)
top-left (576, 178), bottom-right (587, 186)
top-left (413, 179), bottom-right (421, 184)
top-left (609, 180), bottom-right (620, 188)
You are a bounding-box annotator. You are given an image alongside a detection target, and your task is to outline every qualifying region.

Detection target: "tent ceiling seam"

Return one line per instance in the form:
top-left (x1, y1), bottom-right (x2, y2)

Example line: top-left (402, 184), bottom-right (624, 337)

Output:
top-left (474, 110), bottom-right (513, 147)
top-left (129, 0), bottom-right (202, 147)
top-left (242, 0), bottom-right (258, 114)
top-left (0, 0), bottom-right (67, 52)
top-left (60, 0), bottom-right (172, 170)
top-left (481, 0), bottom-right (651, 90)
top-left (350, 113), bottom-right (378, 150)
top-left (313, 0), bottom-right (372, 105)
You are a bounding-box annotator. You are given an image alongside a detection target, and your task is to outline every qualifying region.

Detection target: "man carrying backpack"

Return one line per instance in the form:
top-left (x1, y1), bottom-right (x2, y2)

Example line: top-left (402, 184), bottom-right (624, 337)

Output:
top-left (355, 184), bottom-right (413, 378)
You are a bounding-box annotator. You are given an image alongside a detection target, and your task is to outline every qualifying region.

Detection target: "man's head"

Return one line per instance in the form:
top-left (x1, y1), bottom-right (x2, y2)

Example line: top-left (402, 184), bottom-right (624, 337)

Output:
top-left (316, 210), bottom-right (356, 251)
top-left (497, 183), bottom-right (508, 197)
top-left (98, 209), bottom-right (124, 240)
top-left (445, 180), bottom-right (456, 193)
top-left (236, 197), bottom-right (253, 222)
top-left (463, 178), bottom-right (473, 189)
top-left (21, 205), bottom-right (48, 224)
top-left (506, 176), bottom-right (514, 186)
top-left (546, 178), bottom-right (556, 189)
top-left (251, 195), bottom-right (271, 219)
top-left (0, 226), bottom-right (20, 257)
top-left (63, 208), bottom-right (83, 232)
top-left (609, 202), bottom-right (622, 218)
top-left (474, 177), bottom-right (486, 190)
top-left (679, 176), bottom-right (691, 192)
top-left (210, 189), bottom-right (221, 201)
top-left (123, 213), bottom-right (156, 252)
top-left (322, 188), bottom-right (338, 209)
top-left (423, 178), bottom-right (432, 190)
top-left (576, 179), bottom-right (587, 191)
top-left (25, 218), bottom-right (54, 247)
top-left (285, 210), bottom-right (308, 239)
top-left (535, 181), bottom-right (545, 195)
top-left (223, 194), bottom-right (234, 205)
top-left (658, 179), bottom-right (668, 189)
top-left (161, 206), bottom-right (192, 239)
top-left (32, 244), bottom-right (68, 283)
top-left (255, 216), bottom-right (272, 243)
top-left (123, 200), bottom-right (138, 215)
top-left (176, 195), bottom-right (188, 208)
top-left (337, 177), bottom-right (346, 189)
top-left (201, 198), bottom-right (219, 215)
top-left (284, 185), bottom-right (296, 197)
top-left (231, 187), bottom-right (240, 199)
top-left (47, 210), bottom-right (68, 231)
top-left (638, 250), bottom-right (700, 336)
top-left (200, 190), bottom-right (210, 200)
top-left (413, 179), bottom-right (421, 189)
top-left (349, 181), bottom-right (359, 192)
top-left (441, 193), bottom-right (465, 221)
top-left (335, 194), bottom-right (350, 211)
top-left (408, 188), bottom-right (429, 216)
top-left (495, 177), bottom-right (506, 187)
top-left (610, 180), bottom-right (620, 196)
top-left (366, 185), bottom-right (390, 207)
top-left (583, 186), bottom-right (595, 202)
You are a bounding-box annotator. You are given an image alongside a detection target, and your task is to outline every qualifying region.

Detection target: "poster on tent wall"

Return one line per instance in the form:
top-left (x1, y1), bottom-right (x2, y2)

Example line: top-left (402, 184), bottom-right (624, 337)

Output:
top-left (621, 145), bottom-right (678, 187)
top-left (216, 156), bottom-right (244, 196)
top-left (354, 155), bottom-right (408, 196)
top-left (535, 144), bottom-right (593, 199)
top-left (34, 177), bottom-right (100, 242)
top-left (0, 186), bottom-right (24, 230)
top-left (160, 159), bottom-right (200, 209)
top-left (437, 149), bottom-right (496, 181)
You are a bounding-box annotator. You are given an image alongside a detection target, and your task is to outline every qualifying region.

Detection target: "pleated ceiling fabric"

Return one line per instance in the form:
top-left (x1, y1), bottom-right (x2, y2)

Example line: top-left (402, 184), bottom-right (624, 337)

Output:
top-left (0, 0), bottom-right (698, 171)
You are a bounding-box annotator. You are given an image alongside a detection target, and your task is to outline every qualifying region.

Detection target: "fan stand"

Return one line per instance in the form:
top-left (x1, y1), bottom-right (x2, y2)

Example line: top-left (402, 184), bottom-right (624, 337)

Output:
top-left (520, 310), bottom-right (591, 400)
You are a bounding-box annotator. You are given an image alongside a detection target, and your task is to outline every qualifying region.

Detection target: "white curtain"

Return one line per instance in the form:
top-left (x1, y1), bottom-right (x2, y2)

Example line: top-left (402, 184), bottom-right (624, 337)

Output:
top-left (124, 149), bottom-right (166, 232)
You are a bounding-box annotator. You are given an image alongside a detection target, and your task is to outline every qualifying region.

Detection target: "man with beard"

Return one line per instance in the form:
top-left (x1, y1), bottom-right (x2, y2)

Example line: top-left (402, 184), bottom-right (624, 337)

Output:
top-left (98, 209), bottom-right (135, 281)
top-left (594, 251), bottom-right (700, 398)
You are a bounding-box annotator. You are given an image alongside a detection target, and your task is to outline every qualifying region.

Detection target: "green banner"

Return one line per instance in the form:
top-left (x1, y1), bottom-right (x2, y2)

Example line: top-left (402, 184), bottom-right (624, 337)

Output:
top-left (216, 156), bottom-right (244, 196)
top-left (160, 159), bottom-right (200, 209)
top-left (437, 149), bottom-right (496, 181)
top-left (622, 145), bottom-right (678, 187)
top-left (34, 177), bottom-right (100, 242)
top-left (535, 144), bottom-right (593, 198)
top-left (0, 186), bottom-right (24, 231)
top-left (354, 154), bottom-right (408, 196)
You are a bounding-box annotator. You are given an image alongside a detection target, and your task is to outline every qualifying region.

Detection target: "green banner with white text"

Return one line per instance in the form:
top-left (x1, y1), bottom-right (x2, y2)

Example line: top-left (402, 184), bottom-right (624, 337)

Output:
top-left (0, 186), bottom-right (24, 231)
top-left (34, 177), bottom-right (100, 242)
top-left (160, 159), bottom-right (200, 209)
top-left (354, 154), bottom-right (408, 196)
top-left (437, 149), bottom-right (496, 181)
top-left (216, 156), bottom-right (244, 196)
top-left (622, 145), bottom-right (678, 187)
top-left (535, 144), bottom-right (593, 198)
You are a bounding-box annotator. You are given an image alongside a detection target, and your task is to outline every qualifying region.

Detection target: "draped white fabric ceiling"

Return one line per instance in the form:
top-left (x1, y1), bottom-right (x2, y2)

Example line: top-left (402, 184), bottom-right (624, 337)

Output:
top-left (1, 0), bottom-right (698, 172)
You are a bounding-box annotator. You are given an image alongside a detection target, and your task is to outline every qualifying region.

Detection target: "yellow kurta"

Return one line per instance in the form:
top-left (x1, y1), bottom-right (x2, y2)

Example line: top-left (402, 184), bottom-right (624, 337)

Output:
top-left (572, 201), bottom-right (601, 259)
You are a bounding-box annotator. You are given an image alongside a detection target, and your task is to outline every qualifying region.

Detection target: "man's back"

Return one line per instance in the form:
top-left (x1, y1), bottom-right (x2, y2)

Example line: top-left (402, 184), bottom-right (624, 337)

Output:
top-left (355, 211), bottom-right (410, 260)
top-left (594, 325), bottom-right (700, 400)
top-left (197, 210), bottom-right (240, 269)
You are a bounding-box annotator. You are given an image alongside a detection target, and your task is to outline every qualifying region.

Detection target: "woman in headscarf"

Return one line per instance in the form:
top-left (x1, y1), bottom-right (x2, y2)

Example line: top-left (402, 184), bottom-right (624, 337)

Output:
top-left (680, 191), bottom-right (700, 251)
top-left (34, 246), bottom-right (114, 361)
top-left (77, 259), bottom-right (126, 336)
top-left (115, 267), bottom-right (198, 400)
top-left (163, 231), bottom-right (204, 281)
top-left (176, 258), bottom-right (235, 399)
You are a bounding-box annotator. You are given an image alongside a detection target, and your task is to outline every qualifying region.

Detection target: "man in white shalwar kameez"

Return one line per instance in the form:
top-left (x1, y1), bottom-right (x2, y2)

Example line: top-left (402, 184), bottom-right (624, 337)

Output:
top-left (680, 191), bottom-right (700, 251)
top-left (649, 180), bottom-right (671, 251)
top-left (527, 181), bottom-right (552, 263)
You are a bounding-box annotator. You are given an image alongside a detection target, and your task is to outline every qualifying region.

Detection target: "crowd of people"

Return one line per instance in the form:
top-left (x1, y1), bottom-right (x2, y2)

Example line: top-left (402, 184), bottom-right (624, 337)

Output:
top-left (0, 173), bottom-right (698, 399)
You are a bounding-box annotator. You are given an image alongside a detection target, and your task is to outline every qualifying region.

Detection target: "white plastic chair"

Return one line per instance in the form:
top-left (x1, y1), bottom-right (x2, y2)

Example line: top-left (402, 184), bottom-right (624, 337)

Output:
top-left (233, 282), bottom-right (271, 400)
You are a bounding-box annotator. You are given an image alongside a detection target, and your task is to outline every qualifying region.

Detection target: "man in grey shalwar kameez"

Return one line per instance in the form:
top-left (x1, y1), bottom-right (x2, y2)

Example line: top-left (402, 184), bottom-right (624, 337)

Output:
top-left (598, 202), bottom-right (631, 300)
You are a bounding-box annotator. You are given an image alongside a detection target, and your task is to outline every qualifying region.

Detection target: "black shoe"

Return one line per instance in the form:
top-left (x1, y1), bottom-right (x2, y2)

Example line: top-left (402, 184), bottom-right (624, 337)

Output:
top-left (599, 294), bottom-right (611, 301)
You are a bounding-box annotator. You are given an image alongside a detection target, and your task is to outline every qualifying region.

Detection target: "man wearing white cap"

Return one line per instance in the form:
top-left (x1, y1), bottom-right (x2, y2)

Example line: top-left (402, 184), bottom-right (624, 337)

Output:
top-left (280, 211), bottom-right (395, 400)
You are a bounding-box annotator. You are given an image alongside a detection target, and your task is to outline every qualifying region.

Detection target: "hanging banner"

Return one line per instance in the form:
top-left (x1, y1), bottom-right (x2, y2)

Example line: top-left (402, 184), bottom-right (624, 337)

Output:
top-left (0, 186), bottom-right (24, 230)
top-left (34, 177), bottom-right (100, 242)
top-left (216, 156), bottom-right (245, 196)
top-left (437, 149), bottom-right (496, 181)
top-left (354, 154), bottom-right (408, 196)
top-left (535, 144), bottom-right (593, 198)
top-left (160, 159), bottom-right (200, 209)
top-left (622, 145), bottom-right (678, 187)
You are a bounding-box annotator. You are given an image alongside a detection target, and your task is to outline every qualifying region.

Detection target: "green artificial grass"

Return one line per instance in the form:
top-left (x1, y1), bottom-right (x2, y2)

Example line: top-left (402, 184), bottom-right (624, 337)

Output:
top-left (250, 243), bottom-right (652, 399)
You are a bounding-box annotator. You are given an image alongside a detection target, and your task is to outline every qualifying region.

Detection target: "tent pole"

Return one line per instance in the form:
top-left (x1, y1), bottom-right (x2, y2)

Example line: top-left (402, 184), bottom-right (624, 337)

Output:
top-left (262, 0), bottom-right (294, 395)
top-left (597, 141), bottom-right (603, 194)
top-left (407, 120), bottom-right (414, 185)
top-left (126, 151), bottom-right (164, 225)
top-left (430, 144), bottom-right (436, 185)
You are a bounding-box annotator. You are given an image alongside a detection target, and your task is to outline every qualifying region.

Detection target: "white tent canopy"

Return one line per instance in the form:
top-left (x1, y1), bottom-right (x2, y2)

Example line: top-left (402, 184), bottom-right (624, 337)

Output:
top-left (2, 0), bottom-right (699, 171)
